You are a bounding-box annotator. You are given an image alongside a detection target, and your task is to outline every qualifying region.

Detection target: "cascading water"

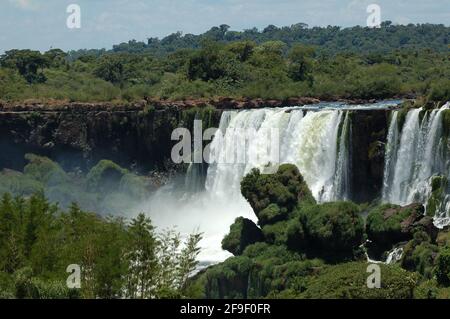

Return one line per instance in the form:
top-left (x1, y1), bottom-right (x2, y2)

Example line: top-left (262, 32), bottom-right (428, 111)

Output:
top-left (205, 108), bottom-right (351, 203)
top-left (382, 103), bottom-right (450, 227)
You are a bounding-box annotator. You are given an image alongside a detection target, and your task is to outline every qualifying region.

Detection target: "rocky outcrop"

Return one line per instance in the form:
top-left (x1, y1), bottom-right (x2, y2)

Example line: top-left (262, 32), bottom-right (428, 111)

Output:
top-left (221, 217), bottom-right (264, 256)
top-left (366, 203), bottom-right (439, 258)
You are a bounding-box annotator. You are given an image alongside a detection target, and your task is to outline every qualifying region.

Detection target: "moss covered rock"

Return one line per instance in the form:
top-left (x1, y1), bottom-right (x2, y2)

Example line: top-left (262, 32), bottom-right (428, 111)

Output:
top-left (222, 217), bottom-right (264, 256)
top-left (240, 164), bottom-right (315, 224)
top-left (426, 175), bottom-right (448, 217)
top-left (198, 243), bottom-right (316, 299)
top-left (86, 160), bottom-right (128, 192)
top-left (23, 154), bottom-right (68, 186)
top-left (401, 232), bottom-right (439, 279)
top-left (366, 203), bottom-right (429, 255)
top-left (288, 202), bottom-right (364, 260)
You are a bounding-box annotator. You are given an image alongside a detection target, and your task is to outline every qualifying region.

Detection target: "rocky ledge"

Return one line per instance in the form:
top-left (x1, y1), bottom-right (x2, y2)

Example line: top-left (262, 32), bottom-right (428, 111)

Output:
top-left (0, 97), bottom-right (320, 112)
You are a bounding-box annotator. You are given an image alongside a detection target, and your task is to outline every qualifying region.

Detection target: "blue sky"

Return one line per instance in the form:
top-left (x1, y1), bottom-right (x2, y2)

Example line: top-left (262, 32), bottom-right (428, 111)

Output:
top-left (1, 0), bottom-right (449, 52)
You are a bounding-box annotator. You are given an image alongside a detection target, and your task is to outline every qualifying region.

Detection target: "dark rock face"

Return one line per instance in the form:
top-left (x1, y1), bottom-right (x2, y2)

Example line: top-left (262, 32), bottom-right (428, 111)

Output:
top-left (0, 105), bottom-right (222, 173)
top-left (350, 110), bottom-right (390, 202)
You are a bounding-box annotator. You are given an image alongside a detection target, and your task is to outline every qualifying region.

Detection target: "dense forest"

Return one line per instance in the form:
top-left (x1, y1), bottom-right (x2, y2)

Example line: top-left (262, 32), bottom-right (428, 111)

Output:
top-left (72, 22), bottom-right (450, 57)
top-left (0, 22), bottom-right (449, 103)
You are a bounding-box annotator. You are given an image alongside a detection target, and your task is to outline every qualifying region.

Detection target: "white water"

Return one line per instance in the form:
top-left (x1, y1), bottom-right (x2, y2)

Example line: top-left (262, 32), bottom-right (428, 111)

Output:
top-left (206, 108), bottom-right (351, 203)
top-left (382, 104), bottom-right (450, 227)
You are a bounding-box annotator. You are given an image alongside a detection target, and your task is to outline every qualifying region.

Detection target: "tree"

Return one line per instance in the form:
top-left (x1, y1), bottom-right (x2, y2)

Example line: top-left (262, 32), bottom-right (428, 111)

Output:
top-left (125, 213), bottom-right (157, 298)
top-left (44, 49), bottom-right (67, 68)
top-left (226, 41), bottom-right (256, 62)
top-left (93, 55), bottom-right (125, 85)
top-left (287, 44), bottom-right (315, 84)
top-left (0, 49), bottom-right (49, 83)
top-left (187, 41), bottom-right (241, 82)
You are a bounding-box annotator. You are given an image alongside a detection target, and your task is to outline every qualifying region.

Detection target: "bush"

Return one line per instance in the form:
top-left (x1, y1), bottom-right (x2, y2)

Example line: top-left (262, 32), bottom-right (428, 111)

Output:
top-left (259, 204), bottom-right (286, 226)
top-left (262, 221), bottom-right (289, 245)
top-left (401, 232), bottom-right (438, 278)
top-left (435, 246), bottom-right (450, 286)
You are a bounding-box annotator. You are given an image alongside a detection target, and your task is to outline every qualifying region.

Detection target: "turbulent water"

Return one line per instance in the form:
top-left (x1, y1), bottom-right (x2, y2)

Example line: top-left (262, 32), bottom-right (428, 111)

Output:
top-left (206, 108), bottom-right (351, 203)
top-left (382, 103), bottom-right (450, 228)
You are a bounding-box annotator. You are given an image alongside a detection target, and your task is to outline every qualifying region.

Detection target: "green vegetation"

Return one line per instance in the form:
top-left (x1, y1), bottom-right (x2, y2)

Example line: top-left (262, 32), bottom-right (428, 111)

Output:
top-left (426, 176), bottom-right (448, 217)
top-left (366, 203), bottom-right (425, 255)
top-left (192, 164), bottom-right (450, 299)
top-left (222, 217), bottom-right (264, 256)
top-left (299, 262), bottom-right (417, 299)
top-left (0, 154), bottom-right (152, 214)
top-left (0, 194), bottom-right (202, 299)
top-left (75, 22), bottom-right (450, 56)
top-left (436, 247), bottom-right (450, 286)
top-left (293, 201), bottom-right (364, 261)
top-left (0, 23), bottom-right (449, 103)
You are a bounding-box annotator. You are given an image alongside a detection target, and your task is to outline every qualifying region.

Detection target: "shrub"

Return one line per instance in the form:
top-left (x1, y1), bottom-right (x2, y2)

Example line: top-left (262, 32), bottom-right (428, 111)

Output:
top-left (401, 232), bottom-right (438, 278)
top-left (366, 203), bottom-right (424, 253)
top-left (435, 246), bottom-right (450, 286)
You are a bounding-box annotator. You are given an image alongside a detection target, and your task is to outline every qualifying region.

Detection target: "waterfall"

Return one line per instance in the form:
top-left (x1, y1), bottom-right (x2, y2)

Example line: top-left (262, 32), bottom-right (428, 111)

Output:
top-left (205, 108), bottom-right (351, 203)
top-left (333, 111), bottom-right (352, 201)
top-left (382, 111), bottom-right (399, 200)
top-left (382, 104), bottom-right (450, 227)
